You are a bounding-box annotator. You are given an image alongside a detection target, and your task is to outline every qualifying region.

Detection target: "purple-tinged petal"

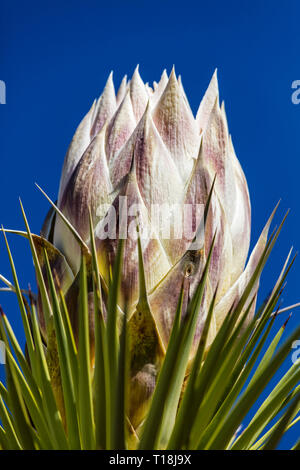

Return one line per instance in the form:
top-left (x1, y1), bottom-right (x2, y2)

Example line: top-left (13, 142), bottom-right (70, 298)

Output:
top-left (202, 99), bottom-right (237, 226)
top-left (133, 105), bottom-right (185, 263)
top-left (116, 75), bottom-right (128, 106)
top-left (153, 68), bottom-right (199, 182)
top-left (129, 66), bottom-right (149, 122)
top-left (106, 91), bottom-right (137, 162)
top-left (57, 100), bottom-right (96, 206)
top-left (196, 69), bottom-right (219, 134)
top-left (90, 72), bottom-right (117, 139)
top-left (108, 109), bottom-right (144, 190)
top-left (228, 135), bottom-right (251, 283)
top-left (178, 75), bottom-right (194, 116)
top-left (185, 143), bottom-right (233, 301)
top-left (134, 105), bottom-right (183, 207)
top-left (96, 168), bottom-right (171, 311)
top-left (151, 69), bottom-right (168, 107)
top-left (54, 125), bottom-right (113, 272)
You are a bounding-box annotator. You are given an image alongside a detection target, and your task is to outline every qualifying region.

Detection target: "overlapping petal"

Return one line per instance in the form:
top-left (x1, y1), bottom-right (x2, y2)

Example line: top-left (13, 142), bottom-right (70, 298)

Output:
top-left (95, 166), bottom-right (171, 311)
top-left (153, 68), bottom-right (199, 183)
top-left (54, 125), bottom-right (113, 272)
top-left (90, 72), bottom-right (117, 139)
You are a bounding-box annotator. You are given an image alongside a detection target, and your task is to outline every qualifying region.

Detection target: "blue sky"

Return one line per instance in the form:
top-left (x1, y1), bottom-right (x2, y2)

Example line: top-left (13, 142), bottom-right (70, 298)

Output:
top-left (0, 0), bottom-right (299, 449)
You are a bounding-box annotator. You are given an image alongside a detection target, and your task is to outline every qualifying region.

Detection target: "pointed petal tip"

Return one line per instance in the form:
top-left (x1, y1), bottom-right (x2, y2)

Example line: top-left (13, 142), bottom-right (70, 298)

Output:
top-left (132, 64), bottom-right (140, 78)
top-left (170, 65), bottom-right (177, 81)
top-left (103, 70), bottom-right (114, 90)
top-left (210, 68), bottom-right (218, 87)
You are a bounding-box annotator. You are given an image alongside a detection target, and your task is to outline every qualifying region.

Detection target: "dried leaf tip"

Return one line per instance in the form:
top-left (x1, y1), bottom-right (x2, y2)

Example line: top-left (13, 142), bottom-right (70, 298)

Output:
top-left (283, 313), bottom-right (293, 329)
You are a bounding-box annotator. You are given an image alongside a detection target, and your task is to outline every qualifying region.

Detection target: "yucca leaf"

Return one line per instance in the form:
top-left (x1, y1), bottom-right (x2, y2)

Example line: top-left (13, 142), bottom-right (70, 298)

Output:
top-left (0, 394), bottom-right (21, 450)
top-left (78, 254), bottom-right (96, 449)
top-left (92, 275), bottom-right (107, 449)
top-left (197, 286), bottom-right (290, 448)
top-left (0, 381), bottom-right (8, 403)
top-left (106, 238), bottom-right (124, 449)
top-left (292, 439), bottom-right (300, 450)
top-left (4, 347), bottom-right (36, 449)
top-left (1, 344), bottom-right (53, 449)
top-left (186, 209), bottom-right (286, 447)
top-left (231, 361), bottom-right (300, 449)
top-left (43, 248), bottom-right (81, 449)
top-left (190, 297), bottom-right (256, 447)
top-left (29, 296), bottom-right (70, 449)
top-left (196, 309), bottom-right (278, 449)
top-left (1, 228), bottom-right (35, 369)
top-left (138, 282), bottom-right (184, 450)
top-left (0, 309), bottom-right (42, 404)
top-left (205, 323), bottom-right (300, 449)
top-left (0, 425), bottom-right (9, 450)
top-left (58, 290), bottom-right (79, 400)
top-left (89, 211), bottom-right (109, 450)
top-left (167, 285), bottom-right (218, 449)
top-left (19, 200), bottom-right (53, 336)
top-left (247, 317), bottom-right (288, 389)
top-left (112, 305), bottom-right (128, 449)
top-left (262, 391), bottom-right (300, 450)
top-left (251, 389), bottom-right (300, 449)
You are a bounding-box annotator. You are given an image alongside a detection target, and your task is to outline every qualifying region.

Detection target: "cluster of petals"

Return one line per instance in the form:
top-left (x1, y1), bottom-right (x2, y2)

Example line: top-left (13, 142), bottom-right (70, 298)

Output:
top-left (40, 66), bottom-right (270, 353)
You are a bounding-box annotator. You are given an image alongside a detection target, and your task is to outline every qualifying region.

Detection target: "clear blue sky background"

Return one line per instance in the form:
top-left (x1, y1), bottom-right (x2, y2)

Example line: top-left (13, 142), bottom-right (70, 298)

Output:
top-left (0, 0), bottom-right (299, 449)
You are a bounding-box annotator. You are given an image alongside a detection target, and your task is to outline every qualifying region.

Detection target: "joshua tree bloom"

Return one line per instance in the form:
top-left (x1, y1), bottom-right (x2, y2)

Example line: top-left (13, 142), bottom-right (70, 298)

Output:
top-left (38, 67), bottom-right (270, 427)
top-left (2, 67), bottom-right (296, 451)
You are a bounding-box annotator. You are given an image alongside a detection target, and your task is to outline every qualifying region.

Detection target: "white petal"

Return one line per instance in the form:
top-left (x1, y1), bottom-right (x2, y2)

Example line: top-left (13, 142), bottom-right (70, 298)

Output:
top-left (54, 125), bottom-right (112, 272)
top-left (153, 68), bottom-right (199, 183)
top-left (116, 75), bottom-right (128, 106)
top-left (57, 100), bottom-right (96, 206)
top-left (196, 69), bottom-right (219, 133)
top-left (90, 72), bottom-right (117, 139)
top-left (129, 66), bottom-right (149, 122)
top-left (106, 91), bottom-right (137, 161)
top-left (150, 69), bottom-right (168, 107)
